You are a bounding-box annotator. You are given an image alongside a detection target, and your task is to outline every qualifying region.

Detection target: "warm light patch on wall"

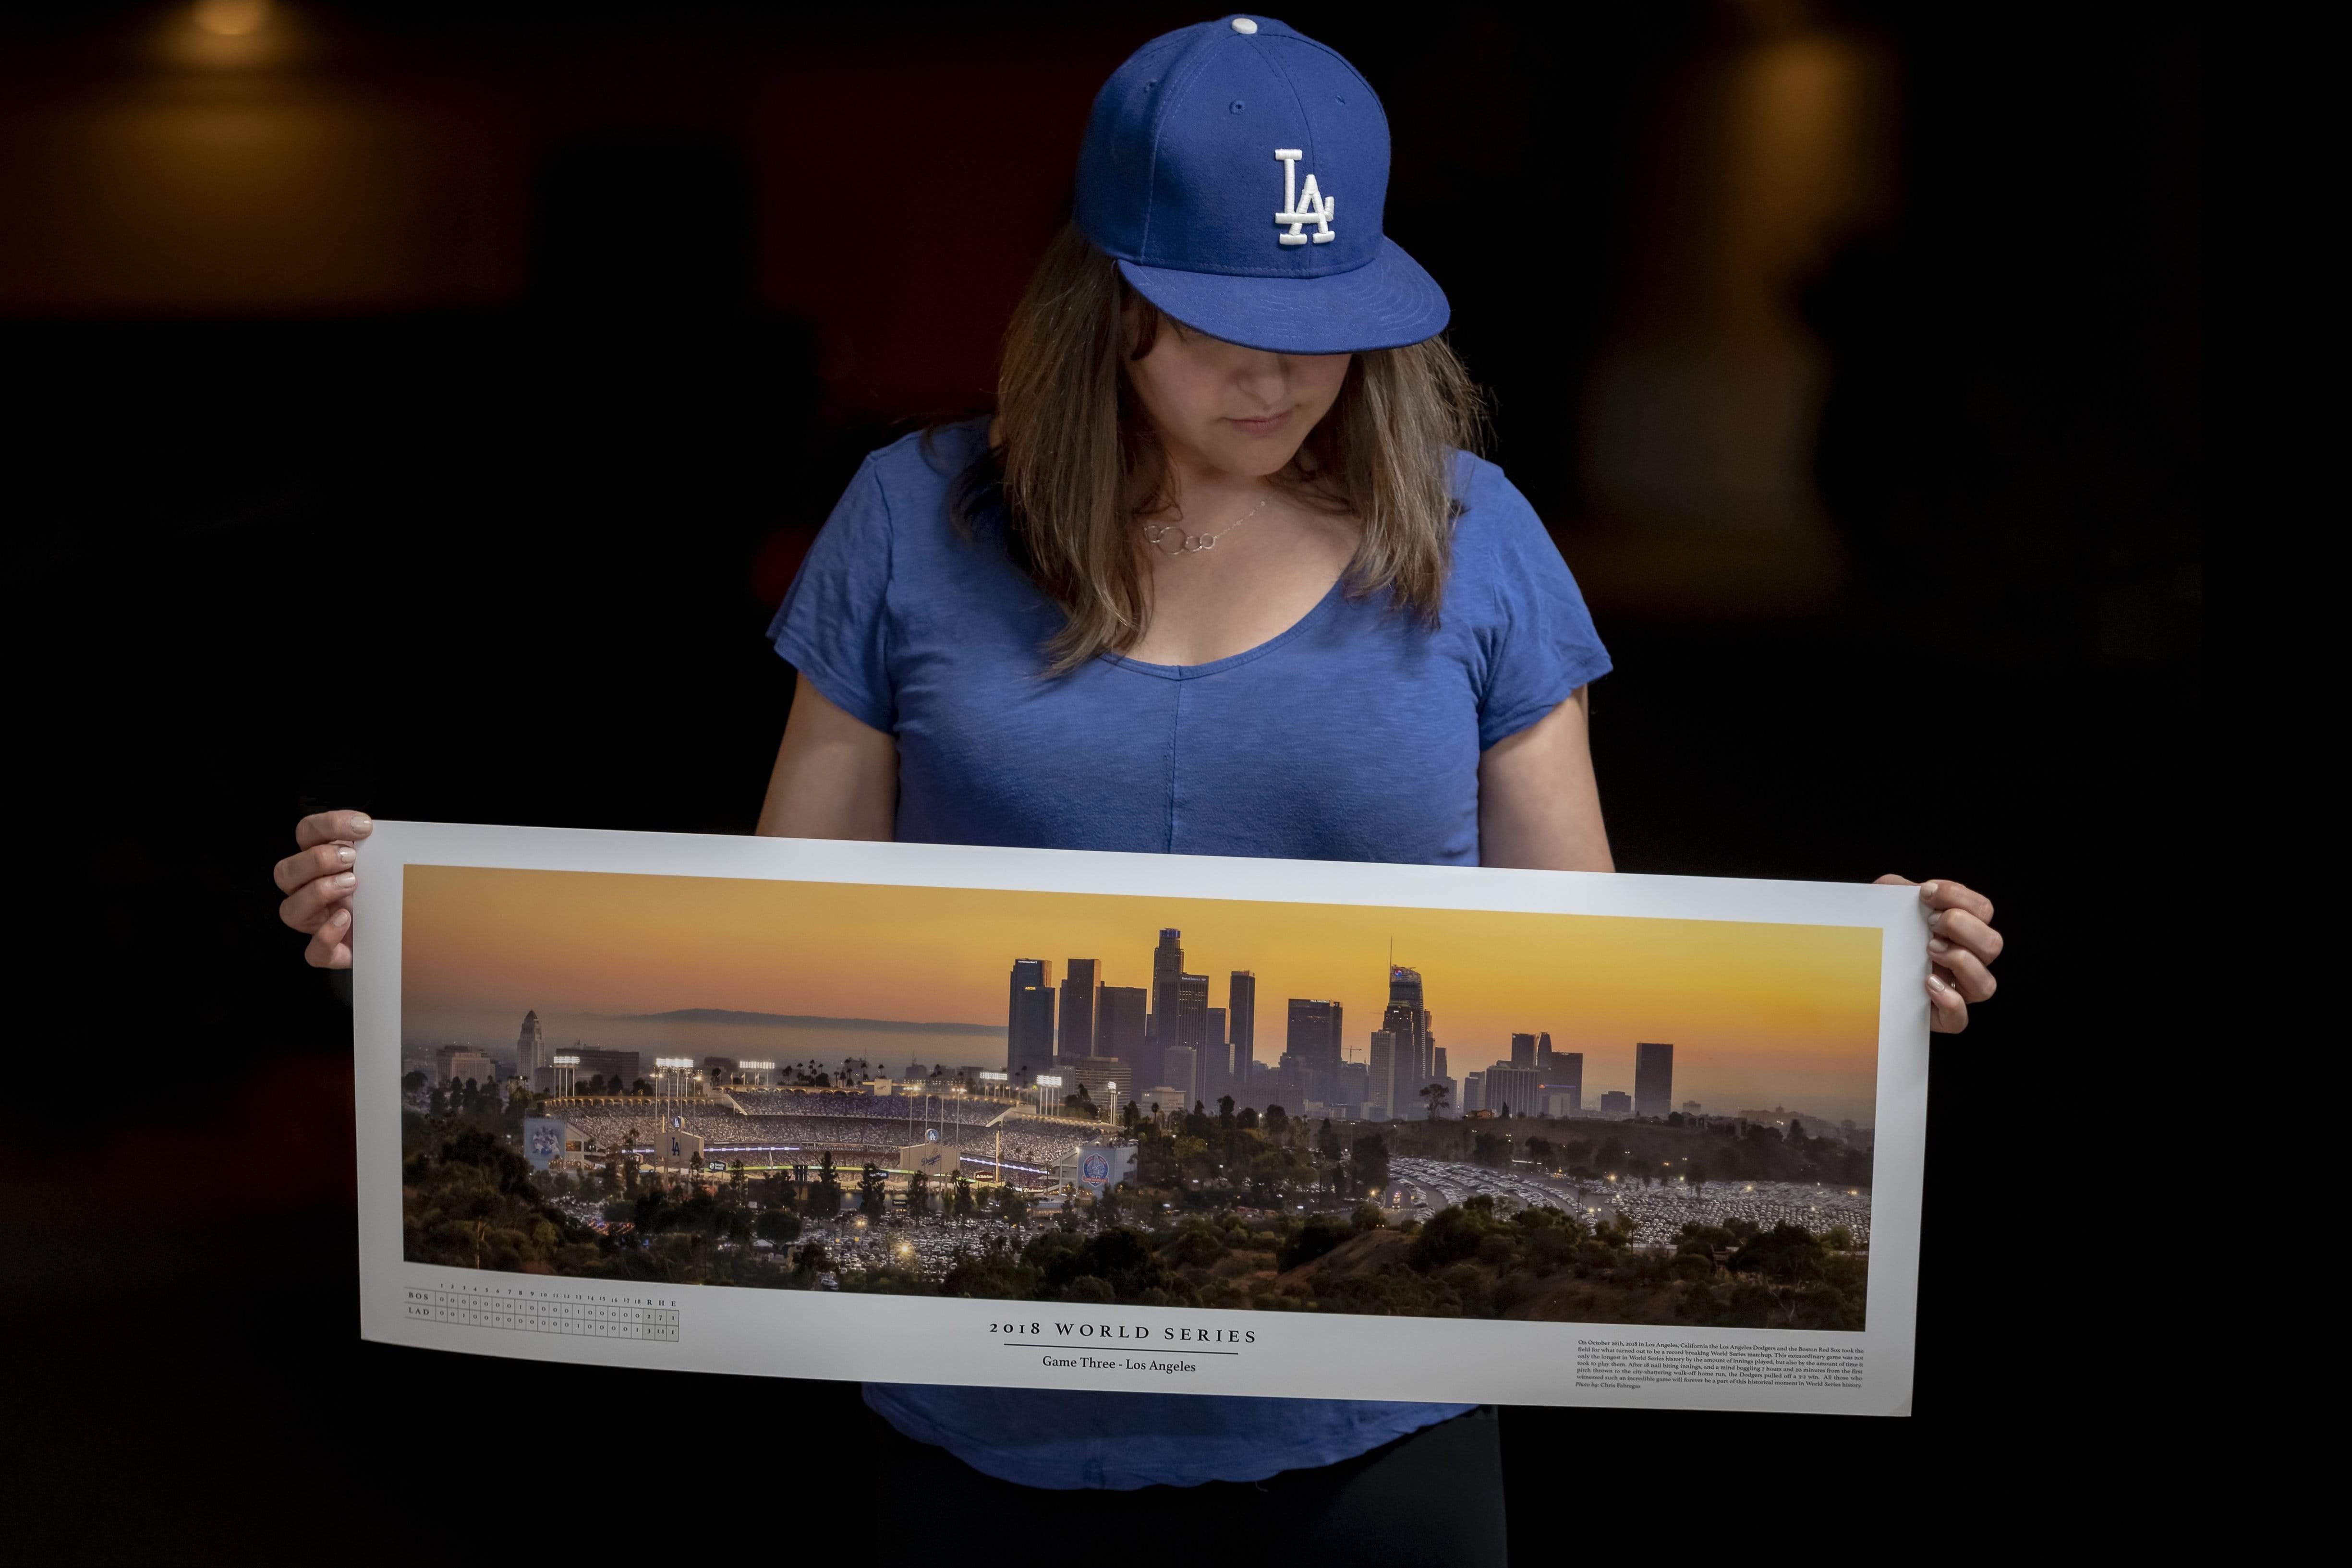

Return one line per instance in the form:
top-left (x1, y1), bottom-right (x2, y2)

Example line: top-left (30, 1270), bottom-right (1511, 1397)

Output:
top-left (194, 0), bottom-right (273, 37)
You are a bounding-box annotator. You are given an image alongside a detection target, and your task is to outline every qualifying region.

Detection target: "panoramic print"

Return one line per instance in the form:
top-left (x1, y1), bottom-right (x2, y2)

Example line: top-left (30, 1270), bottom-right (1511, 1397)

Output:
top-left (401, 865), bottom-right (1881, 1331)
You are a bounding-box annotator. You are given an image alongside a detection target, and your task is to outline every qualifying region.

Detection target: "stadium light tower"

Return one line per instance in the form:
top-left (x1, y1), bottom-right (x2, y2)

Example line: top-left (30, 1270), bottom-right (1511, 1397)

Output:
top-left (552, 1052), bottom-right (580, 1098)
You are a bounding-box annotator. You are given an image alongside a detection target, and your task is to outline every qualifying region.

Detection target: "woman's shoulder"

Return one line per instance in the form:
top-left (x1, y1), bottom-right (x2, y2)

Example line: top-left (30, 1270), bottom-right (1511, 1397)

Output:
top-left (858, 416), bottom-right (992, 515)
top-left (1443, 450), bottom-right (1562, 582)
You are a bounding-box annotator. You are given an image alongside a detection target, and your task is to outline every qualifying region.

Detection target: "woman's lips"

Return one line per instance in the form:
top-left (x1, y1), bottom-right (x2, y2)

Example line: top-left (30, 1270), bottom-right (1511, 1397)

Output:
top-left (1227, 410), bottom-right (1292, 436)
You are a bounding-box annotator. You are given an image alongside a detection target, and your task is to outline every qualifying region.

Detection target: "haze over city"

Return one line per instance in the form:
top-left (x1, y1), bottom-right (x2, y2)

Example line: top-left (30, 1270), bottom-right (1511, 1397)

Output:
top-left (403, 866), bottom-right (1883, 1122)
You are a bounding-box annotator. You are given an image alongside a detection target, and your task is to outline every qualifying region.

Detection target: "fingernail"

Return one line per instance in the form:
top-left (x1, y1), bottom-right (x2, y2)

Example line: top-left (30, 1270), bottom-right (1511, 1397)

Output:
top-left (331, 908), bottom-right (350, 927)
top-left (333, 872), bottom-right (356, 889)
top-left (337, 844), bottom-right (356, 865)
top-left (1926, 972), bottom-right (1948, 993)
top-left (352, 815), bottom-right (374, 834)
top-left (1928, 937), bottom-right (1952, 954)
top-left (1926, 908), bottom-right (1944, 927)
top-left (1920, 881), bottom-right (1940, 899)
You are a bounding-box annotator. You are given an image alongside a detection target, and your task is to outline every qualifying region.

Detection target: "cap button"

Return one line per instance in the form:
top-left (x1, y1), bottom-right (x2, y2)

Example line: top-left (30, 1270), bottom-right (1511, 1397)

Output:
top-left (1230, 16), bottom-right (1258, 33)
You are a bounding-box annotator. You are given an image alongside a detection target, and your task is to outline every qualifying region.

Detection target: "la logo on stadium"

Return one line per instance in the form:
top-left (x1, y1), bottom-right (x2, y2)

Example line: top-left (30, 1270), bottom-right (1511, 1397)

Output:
top-left (1273, 149), bottom-right (1334, 245)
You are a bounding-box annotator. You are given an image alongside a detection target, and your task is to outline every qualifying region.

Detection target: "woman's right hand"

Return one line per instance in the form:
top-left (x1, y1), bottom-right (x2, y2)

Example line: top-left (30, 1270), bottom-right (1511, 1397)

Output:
top-left (275, 810), bottom-right (373, 968)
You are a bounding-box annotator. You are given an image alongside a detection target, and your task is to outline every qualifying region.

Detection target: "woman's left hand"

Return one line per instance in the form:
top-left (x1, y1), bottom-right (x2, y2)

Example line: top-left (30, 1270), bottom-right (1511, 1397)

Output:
top-left (1876, 875), bottom-right (2001, 1034)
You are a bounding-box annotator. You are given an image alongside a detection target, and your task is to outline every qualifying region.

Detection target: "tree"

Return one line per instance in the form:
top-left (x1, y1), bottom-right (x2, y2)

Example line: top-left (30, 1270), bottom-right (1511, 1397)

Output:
top-left (996, 1185), bottom-right (1031, 1224)
top-left (1687, 1161), bottom-right (1709, 1194)
top-left (1418, 1082), bottom-right (1450, 1120)
top-left (1346, 1134), bottom-right (1390, 1196)
top-left (1316, 1119), bottom-right (1343, 1160)
top-left (858, 1163), bottom-right (888, 1219)
top-left (952, 1172), bottom-right (976, 1224)
top-left (812, 1151), bottom-right (843, 1216)
top-left (1263, 1105), bottom-right (1289, 1138)
top-left (1217, 1095), bottom-right (1236, 1128)
top-left (906, 1169), bottom-right (930, 1218)
top-left (401, 1070), bottom-right (426, 1096)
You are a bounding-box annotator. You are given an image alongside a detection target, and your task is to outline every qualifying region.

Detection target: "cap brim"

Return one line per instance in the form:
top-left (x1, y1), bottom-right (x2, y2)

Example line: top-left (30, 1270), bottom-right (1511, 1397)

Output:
top-left (1116, 238), bottom-right (1450, 355)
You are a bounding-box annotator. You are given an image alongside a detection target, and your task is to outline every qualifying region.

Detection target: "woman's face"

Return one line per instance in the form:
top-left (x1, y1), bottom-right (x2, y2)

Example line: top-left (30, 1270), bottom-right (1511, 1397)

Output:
top-left (1127, 315), bottom-right (1352, 481)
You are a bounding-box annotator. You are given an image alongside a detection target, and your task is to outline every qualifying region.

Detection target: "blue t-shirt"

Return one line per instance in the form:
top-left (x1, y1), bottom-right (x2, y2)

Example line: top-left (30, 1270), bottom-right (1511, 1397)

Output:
top-left (767, 419), bottom-right (1610, 1488)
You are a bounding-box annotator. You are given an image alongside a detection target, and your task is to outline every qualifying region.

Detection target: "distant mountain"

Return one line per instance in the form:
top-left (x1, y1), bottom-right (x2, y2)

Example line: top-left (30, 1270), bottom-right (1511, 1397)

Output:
top-left (612, 1008), bottom-right (1001, 1036)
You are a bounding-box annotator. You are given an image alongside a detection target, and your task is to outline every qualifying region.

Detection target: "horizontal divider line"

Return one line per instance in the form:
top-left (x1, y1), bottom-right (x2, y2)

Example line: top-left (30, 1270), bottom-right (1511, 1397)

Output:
top-left (1005, 1342), bottom-right (1242, 1354)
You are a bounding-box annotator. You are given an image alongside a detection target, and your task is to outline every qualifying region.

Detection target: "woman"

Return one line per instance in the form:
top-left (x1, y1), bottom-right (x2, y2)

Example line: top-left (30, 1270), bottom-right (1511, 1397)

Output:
top-left (276, 14), bottom-right (2000, 1559)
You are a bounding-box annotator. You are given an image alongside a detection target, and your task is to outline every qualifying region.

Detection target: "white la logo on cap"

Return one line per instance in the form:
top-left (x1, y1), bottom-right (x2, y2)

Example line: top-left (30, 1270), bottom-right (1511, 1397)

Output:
top-left (1273, 149), bottom-right (1334, 245)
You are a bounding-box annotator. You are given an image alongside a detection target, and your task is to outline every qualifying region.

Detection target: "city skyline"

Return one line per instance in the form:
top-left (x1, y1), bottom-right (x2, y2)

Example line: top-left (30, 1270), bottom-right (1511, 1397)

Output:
top-left (404, 866), bottom-right (1885, 1121)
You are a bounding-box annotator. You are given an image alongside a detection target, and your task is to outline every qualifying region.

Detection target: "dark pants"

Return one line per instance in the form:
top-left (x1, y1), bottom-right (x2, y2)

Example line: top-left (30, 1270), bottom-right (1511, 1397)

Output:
top-left (872, 1405), bottom-right (1507, 1568)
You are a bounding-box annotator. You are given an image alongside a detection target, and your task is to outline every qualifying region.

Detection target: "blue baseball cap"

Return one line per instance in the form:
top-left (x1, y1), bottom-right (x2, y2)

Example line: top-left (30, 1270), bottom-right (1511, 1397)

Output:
top-left (1074, 14), bottom-right (1449, 356)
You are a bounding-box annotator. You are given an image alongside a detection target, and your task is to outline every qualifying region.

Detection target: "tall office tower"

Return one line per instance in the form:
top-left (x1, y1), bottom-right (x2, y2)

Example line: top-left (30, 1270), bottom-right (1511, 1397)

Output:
top-left (1511, 1032), bottom-right (1537, 1067)
top-left (1336, 1061), bottom-right (1370, 1116)
top-left (1147, 929), bottom-right (1185, 1085)
top-left (1006, 959), bottom-right (1055, 1073)
top-left (1228, 971), bottom-right (1258, 1087)
top-left (1284, 999), bottom-right (1344, 1104)
top-left (1175, 973), bottom-right (1210, 1054)
top-left (1634, 1041), bottom-right (1674, 1119)
top-left (1382, 965), bottom-right (1431, 1111)
top-left (1431, 1046), bottom-right (1448, 1081)
top-left (1462, 1072), bottom-right (1485, 1113)
top-left (1368, 1031), bottom-right (1397, 1120)
top-left (517, 1010), bottom-right (547, 1079)
top-left (1537, 1031), bottom-right (1554, 1073)
top-left (1599, 1089), bottom-right (1632, 1115)
top-left (1162, 1046), bottom-right (1199, 1110)
top-left (1058, 959), bottom-right (1101, 1060)
top-left (1096, 985), bottom-right (1148, 1062)
top-left (1551, 1050), bottom-right (1585, 1114)
top-left (1204, 1008), bottom-right (1227, 1100)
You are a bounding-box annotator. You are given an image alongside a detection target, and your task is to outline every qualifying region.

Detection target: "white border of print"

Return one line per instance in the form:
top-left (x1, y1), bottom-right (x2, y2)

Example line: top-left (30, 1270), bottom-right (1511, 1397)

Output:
top-left (352, 820), bottom-right (1928, 1417)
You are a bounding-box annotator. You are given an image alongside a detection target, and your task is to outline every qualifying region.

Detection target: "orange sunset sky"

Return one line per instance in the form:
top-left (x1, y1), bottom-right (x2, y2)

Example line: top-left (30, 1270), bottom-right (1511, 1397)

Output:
top-left (403, 866), bottom-right (1883, 1118)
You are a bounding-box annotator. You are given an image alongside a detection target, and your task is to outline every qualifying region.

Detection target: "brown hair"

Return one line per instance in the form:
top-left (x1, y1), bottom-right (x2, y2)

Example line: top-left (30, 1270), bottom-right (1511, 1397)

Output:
top-left (956, 220), bottom-right (1486, 674)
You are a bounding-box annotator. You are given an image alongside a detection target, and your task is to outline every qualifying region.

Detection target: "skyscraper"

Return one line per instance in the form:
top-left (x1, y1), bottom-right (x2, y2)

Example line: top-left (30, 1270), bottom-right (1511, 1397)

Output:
top-left (1485, 1063), bottom-right (1540, 1118)
top-left (1548, 1051), bottom-right (1584, 1114)
top-left (1006, 959), bottom-right (1055, 1073)
top-left (1147, 929), bottom-right (1185, 1088)
top-left (1228, 970), bottom-right (1257, 1088)
top-left (1634, 1042), bottom-right (1674, 1119)
top-left (1175, 973), bottom-right (1209, 1054)
top-left (1510, 1032), bottom-right (1537, 1068)
top-left (1537, 1031), bottom-right (1554, 1073)
top-left (1284, 999), bottom-right (1344, 1105)
top-left (1057, 959), bottom-right (1101, 1060)
top-left (1382, 966), bottom-right (1431, 1114)
top-left (518, 1010), bottom-right (547, 1080)
top-left (1162, 1045), bottom-right (1199, 1110)
top-left (1096, 986), bottom-right (1147, 1061)
top-left (1368, 1030), bottom-right (1397, 1120)
top-left (1204, 1007), bottom-right (1227, 1100)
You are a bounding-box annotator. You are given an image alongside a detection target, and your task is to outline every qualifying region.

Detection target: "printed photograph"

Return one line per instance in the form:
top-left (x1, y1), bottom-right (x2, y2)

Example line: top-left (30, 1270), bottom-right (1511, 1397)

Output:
top-left (401, 866), bottom-right (1881, 1329)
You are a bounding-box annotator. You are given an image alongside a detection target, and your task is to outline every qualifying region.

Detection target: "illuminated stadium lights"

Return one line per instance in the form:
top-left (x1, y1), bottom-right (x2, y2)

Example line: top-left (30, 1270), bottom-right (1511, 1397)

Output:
top-left (978, 1071), bottom-right (1009, 1082)
top-left (739, 1060), bottom-right (776, 1070)
top-left (552, 1054), bottom-right (580, 1066)
top-left (654, 1057), bottom-right (693, 1071)
top-left (1034, 1075), bottom-right (1064, 1087)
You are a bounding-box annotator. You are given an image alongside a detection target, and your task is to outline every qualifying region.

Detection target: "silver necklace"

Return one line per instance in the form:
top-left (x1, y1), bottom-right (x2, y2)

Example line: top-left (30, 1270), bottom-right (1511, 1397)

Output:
top-left (1140, 491), bottom-right (1272, 557)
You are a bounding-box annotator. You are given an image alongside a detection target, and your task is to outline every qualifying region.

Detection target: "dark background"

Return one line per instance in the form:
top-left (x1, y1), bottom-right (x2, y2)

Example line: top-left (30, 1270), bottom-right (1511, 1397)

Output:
top-left (3, 2), bottom-right (2198, 1560)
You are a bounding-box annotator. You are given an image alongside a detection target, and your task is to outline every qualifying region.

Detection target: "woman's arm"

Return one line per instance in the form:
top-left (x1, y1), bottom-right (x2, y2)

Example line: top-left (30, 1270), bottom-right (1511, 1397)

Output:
top-left (1477, 688), bottom-right (1612, 872)
top-left (756, 673), bottom-right (900, 840)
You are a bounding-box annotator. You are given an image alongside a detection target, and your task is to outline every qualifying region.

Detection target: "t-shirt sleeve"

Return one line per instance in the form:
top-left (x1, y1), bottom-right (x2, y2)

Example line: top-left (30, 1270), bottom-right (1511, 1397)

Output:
top-left (1467, 463), bottom-right (1612, 750)
top-left (766, 458), bottom-right (897, 734)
